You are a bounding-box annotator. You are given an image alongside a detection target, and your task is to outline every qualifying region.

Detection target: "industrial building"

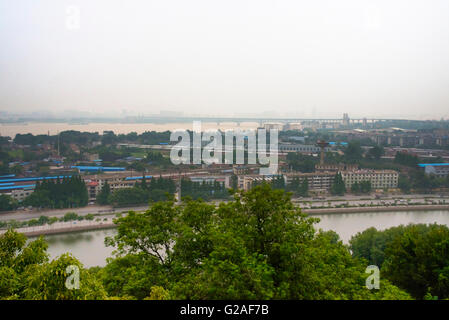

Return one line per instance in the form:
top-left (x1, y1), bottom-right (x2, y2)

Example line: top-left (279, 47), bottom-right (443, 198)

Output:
top-left (419, 163), bottom-right (449, 177)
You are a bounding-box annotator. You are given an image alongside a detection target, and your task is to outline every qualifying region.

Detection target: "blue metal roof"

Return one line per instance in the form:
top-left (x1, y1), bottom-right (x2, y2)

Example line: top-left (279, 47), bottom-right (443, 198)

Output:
top-left (125, 175), bottom-right (153, 181)
top-left (0, 174), bottom-right (15, 178)
top-left (0, 175), bottom-right (72, 183)
top-left (418, 163), bottom-right (449, 167)
top-left (71, 166), bottom-right (125, 172)
top-left (0, 184), bottom-right (35, 191)
top-left (0, 183), bottom-right (15, 186)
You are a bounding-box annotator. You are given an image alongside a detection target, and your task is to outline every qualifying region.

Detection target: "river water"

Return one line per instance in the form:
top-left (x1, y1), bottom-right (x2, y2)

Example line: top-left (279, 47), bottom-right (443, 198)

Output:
top-left (0, 122), bottom-right (260, 137)
top-left (40, 210), bottom-right (449, 267)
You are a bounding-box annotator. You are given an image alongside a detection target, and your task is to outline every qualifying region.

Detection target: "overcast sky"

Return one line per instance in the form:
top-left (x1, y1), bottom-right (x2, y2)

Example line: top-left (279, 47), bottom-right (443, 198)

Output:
top-left (1, 0), bottom-right (449, 119)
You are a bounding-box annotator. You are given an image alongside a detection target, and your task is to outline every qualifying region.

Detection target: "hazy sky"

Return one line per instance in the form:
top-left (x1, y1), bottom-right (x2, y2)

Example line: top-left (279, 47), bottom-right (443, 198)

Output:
top-left (1, 0), bottom-right (449, 119)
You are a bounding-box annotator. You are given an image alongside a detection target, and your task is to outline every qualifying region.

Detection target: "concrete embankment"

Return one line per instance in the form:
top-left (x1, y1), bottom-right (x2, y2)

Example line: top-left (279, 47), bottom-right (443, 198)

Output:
top-left (303, 204), bottom-right (449, 215)
top-left (0, 220), bottom-right (116, 237)
top-left (22, 223), bottom-right (116, 237)
top-left (4, 204), bottom-right (449, 237)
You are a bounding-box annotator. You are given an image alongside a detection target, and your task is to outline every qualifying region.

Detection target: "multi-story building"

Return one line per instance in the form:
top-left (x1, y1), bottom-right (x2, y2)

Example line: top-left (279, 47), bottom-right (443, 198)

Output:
top-left (10, 188), bottom-right (34, 202)
top-left (420, 163), bottom-right (449, 177)
top-left (84, 174), bottom-right (137, 201)
top-left (189, 175), bottom-right (230, 188)
top-left (263, 123), bottom-right (284, 131)
top-left (315, 163), bottom-right (358, 172)
top-left (284, 172), bottom-right (335, 192)
top-left (237, 175), bottom-right (280, 191)
top-left (232, 165), bottom-right (259, 175)
top-left (279, 144), bottom-right (330, 154)
top-left (340, 170), bottom-right (398, 190)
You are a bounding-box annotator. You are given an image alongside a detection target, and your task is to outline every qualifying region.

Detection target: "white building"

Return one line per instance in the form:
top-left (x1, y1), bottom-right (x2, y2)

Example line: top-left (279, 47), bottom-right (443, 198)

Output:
top-left (340, 170), bottom-right (399, 190)
top-left (422, 164), bottom-right (449, 177)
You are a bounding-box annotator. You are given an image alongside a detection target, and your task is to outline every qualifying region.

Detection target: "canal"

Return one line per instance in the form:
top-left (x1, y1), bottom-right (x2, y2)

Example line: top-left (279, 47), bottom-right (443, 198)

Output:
top-left (40, 210), bottom-right (449, 267)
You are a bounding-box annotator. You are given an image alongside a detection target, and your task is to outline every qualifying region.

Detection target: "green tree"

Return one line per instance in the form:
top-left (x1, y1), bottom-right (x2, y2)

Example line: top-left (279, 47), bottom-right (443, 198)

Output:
top-left (96, 181), bottom-right (111, 205)
top-left (366, 146), bottom-right (384, 160)
top-left (344, 141), bottom-right (363, 162)
top-left (0, 194), bottom-right (18, 211)
top-left (298, 178), bottom-right (309, 197)
top-left (101, 184), bottom-right (411, 300)
top-left (383, 224), bottom-right (449, 299)
top-left (398, 175), bottom-right (412, 193)
top-left (360, 181), bottom-right (372, 193)
top-left (349, 226), bottom-right (406, 266)
top-left (331, 173), bottom-right (346, 195)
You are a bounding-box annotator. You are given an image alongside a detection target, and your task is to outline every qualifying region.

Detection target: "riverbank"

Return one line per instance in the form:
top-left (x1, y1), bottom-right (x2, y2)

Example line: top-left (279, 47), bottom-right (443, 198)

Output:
top-left (39, 208), bottom-right (449, 267)
top-left (303, 204), bottom-right (449, 215)
top-left (1, 219), bottom-right (116, 237)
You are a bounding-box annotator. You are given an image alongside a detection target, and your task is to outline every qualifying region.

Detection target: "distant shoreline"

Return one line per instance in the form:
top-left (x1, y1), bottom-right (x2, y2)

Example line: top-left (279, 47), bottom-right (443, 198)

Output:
top-left (13, 223), bottom-right (116, 238)
top-left (9, 204), bottom-right (449, 237)
top-left (303, 204), bottom-right (449, 215)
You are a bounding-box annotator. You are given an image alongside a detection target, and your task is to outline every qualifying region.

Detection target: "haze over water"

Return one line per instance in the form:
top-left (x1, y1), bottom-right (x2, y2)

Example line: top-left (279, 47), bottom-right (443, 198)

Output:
top-left (0, 122), bottom-right (261, 137)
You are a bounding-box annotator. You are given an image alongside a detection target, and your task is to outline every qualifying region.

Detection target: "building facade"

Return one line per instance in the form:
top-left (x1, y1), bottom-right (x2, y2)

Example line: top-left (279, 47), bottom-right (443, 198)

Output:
top-left (340, 170), bottom-right (398, 190)
top-left (284, 172), bottom-right (335, 192)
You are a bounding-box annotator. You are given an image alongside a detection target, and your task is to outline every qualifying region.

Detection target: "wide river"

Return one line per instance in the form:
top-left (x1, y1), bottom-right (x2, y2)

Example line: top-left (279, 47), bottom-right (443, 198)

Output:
top-left (0, 122), bottom-right (260, 137)
top-left (38, 209), bottom-right (449, 268)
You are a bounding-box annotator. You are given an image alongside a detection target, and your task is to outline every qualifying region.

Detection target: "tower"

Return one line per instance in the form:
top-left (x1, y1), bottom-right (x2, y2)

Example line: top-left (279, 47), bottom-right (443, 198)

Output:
top-left (316, 140), bottom-right (329, 165)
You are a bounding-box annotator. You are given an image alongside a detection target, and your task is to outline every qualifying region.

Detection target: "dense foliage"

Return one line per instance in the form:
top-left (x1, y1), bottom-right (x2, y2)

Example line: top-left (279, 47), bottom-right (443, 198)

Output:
top-left (0, 230), bottom-right (106, 299)
top-left (331, 173), bottom-right (346, 195)
top-left (180, 178), bottom-right (230, 201)
top-left (3, 184), bottom-right (449, 300)
top-left (350, 224), bottom-right (449, 299)
top-left (286, 177), bottom-right (309, 197)
top-left (0, 194), bottom-right (18, 211)
top-left (109, 176), bottom-right (176, 206)
top-left (23, 176), bottom-right (88, 209)
top-left (99, 184), bottom-right (410, 300)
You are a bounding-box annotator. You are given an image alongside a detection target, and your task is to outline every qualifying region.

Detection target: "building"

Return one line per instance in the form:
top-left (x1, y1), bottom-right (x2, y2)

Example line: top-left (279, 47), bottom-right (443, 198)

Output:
top-left (340, 170), bottom-right (398, 190)
top-left (84, 175), bottom-right (137, 201)
top-left (263, 123), bottom-right (284, 131)
top-left (237, 175), bottom-right (280, 191)
top-left (279, 144), bottom-right (330, 154)
top-left (232, 165), bottom-right (259, 175)
top-left (86, 181), bottom-right (99, 201)
top-left (284, 172), bottom-right (335, 193)
top-left (315, 163), bottom-right (358, 172)
top-left (7, 187), bottom-right (35, 202)
top-left (189, 175), bottom-right (230, 188)
top-left (0, 175), bottom-right (73, 202)
top-left (419, 163), bottom-right (449, 177)
top-left (285, 123), bottom-right (303, 131)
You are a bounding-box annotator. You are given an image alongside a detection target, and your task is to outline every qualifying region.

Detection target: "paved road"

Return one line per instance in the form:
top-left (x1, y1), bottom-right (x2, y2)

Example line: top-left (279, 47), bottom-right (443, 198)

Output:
top-left (0, 205), bottom-right (149, 222)
top-left (2, 193), bottom-right (449, 223)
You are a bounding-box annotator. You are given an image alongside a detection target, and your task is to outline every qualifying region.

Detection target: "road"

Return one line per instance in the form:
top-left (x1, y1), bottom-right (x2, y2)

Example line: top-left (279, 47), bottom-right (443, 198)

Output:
top-left (0, 204), bottom-right (149, 222)
top-left (1, 193), bottom-right (449, 223)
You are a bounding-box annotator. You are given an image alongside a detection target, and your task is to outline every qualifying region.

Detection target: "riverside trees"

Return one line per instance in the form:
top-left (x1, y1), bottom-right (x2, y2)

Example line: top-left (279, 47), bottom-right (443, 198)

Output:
top-left (2, 184), bottom-right (435, 300)
top-left (0, 229), bottom-right (105, 299)
top-left (100, 183), bottom-right (410, 300)
top-left (23, 175), bottom-right (88, 209)
top-left (350, 224), bottom-right (449, 299)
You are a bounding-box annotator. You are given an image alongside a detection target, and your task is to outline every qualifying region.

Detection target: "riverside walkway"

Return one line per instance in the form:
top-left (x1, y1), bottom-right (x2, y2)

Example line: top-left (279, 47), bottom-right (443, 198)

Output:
top-left (0, 218), bottom-right (116, 237)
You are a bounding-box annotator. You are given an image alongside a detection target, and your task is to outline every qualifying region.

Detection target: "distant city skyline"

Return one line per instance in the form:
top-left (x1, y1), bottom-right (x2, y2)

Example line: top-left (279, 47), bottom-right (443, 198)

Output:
top-left (0, 109), bottom-right (447, 121)
top-left (2, 0), bottom-right (449, 120)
